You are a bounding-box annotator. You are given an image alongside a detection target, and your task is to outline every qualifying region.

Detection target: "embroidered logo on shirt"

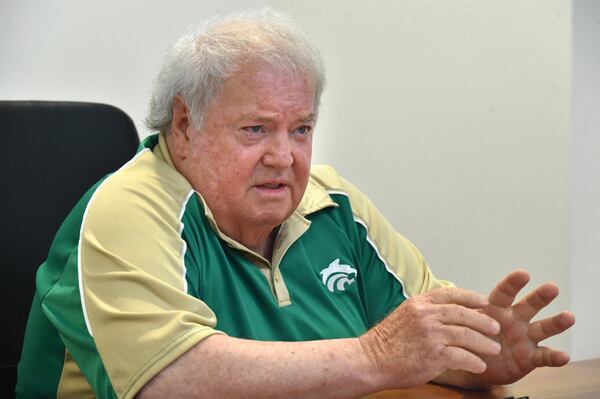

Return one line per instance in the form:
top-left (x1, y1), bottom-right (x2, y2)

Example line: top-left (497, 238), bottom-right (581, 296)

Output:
top-left (319, 258), bottom-right (357, 293)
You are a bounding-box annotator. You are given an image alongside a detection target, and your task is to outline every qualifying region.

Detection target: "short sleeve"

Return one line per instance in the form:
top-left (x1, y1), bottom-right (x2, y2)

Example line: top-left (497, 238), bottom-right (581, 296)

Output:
top-left (77, 151), bottom-right (222, 398)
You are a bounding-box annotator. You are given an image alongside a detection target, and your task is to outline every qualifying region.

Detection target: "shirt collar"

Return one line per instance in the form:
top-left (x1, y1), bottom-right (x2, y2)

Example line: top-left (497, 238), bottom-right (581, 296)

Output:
top-left (155, 132), bottom-right (176, 169)
top-left (295, 173), bottom-right (339, 217)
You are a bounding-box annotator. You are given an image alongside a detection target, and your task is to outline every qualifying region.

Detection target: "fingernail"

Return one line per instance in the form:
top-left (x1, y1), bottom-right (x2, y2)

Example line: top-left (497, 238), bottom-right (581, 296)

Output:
top-left (491, 321), bottom-right (500, 334)
top-left (494, 341), bottom-right (501, 353)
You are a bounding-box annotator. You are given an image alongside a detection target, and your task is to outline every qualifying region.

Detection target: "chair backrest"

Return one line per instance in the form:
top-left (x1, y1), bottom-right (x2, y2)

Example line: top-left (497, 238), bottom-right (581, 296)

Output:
top-left (0, 101), bottom-right (140, 396)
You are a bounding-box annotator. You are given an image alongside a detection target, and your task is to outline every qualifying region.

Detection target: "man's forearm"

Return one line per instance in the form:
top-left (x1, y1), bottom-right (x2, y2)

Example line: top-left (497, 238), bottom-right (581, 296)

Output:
top-left (137, 334), bottom-right (383, 399)
top-left (137, 286), bottom-right (505, 398)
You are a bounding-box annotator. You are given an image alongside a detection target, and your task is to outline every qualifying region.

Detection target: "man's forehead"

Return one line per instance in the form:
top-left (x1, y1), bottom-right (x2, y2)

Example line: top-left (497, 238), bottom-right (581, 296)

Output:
top-left (225, 60), bottom-right (315, 91)
top-left (207, 63), bottom-right (318, 121)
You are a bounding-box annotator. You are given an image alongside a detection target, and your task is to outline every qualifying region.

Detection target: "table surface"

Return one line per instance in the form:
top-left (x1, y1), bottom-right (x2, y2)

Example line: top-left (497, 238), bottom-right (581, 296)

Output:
top-left (367, 358), bottom-right (600, 399)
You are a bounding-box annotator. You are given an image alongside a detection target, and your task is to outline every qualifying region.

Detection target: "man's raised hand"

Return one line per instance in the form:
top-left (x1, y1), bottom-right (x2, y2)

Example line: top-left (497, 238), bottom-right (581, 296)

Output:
top-left (472, 269), bottom-right (576, 386)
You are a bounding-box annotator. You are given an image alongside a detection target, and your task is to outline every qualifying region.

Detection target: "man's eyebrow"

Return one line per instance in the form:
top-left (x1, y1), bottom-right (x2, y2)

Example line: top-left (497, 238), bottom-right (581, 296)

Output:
top-left (238, 114), bottom-right (276, 123)
top-left (237, 113), bottom-right (316, 123)
top-left (299, 114), bottom-right (316, 123)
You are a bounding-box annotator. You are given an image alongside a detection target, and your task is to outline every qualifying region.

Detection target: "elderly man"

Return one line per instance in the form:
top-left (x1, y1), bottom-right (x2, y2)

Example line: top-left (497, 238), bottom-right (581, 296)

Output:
top-left (17, 9), bottom-right (574, 399)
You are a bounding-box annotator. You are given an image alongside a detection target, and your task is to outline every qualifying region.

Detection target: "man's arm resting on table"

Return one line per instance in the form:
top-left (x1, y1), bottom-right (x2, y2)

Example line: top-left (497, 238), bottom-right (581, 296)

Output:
top-left (137, 287), bottom-right (500, 398)
top-left (136, 334), bottom-right (381, 399)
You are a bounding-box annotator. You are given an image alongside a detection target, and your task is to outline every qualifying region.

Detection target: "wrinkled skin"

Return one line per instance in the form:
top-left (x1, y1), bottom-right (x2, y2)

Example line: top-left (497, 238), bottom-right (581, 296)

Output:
top-left (359, 270), bottom-right (575, 390)
top-left (360, 286), bottom-right (500, 388)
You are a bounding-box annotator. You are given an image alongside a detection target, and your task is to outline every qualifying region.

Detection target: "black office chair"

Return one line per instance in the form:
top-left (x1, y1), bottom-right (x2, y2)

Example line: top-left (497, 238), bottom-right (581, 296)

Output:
top-left (0, 101), bottom-right (140, 397)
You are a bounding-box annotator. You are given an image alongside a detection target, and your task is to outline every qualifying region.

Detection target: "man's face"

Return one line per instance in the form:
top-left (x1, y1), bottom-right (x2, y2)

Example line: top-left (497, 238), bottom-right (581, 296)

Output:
top-left (178, 63), bottom-right (316, 237)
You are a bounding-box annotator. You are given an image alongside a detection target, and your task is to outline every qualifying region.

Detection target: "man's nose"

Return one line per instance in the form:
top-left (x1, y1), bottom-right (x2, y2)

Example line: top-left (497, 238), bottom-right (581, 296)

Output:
top-left (262, 132), bottom-right (293, 168)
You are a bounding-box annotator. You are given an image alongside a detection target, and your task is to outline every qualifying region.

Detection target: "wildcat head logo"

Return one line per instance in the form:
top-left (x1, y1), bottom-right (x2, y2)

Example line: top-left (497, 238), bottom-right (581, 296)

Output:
top-left (319, 258), bottom-right (357, 293)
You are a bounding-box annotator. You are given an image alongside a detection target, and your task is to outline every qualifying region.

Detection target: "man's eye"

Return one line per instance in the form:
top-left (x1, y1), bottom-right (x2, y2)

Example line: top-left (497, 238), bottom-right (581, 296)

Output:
top-left (294, 126), bottom-right (312, 135)
top-left (243, 126), bottom-right (264, 134)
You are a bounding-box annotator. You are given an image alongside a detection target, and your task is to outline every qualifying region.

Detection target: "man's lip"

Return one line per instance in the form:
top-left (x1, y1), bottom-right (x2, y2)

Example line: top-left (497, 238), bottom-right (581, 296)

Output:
top-left (255, 182), bottom-right (288, 188)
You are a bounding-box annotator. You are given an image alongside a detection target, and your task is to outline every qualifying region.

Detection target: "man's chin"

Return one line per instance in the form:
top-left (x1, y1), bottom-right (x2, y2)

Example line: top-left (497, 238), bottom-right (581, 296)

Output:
top-left (250, 208), bottom-right (294, 228)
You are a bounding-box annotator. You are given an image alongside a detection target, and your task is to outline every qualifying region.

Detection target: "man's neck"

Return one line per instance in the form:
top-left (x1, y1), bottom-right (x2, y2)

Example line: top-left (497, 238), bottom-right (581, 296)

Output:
top-left (227, 225), bottom-right (278, 261)
top-left (253, 230), bottom-right (277, 261)
top-left (210, 215), bottom-right (278, 261)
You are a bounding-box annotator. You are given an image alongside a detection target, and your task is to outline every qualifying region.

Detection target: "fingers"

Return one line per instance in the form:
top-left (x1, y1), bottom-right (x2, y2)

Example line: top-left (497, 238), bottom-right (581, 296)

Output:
top-left (528, 311), bottom-right (576, 343)
top-left (488, 269), bottom-right (530, 308)
top-left (512, 282), bottom-right (559, 322)
top-left (444, 325), bottom-right (501, 356)
top-left (532, 346), bottom-right (570, 367)
top-left (443, 346), bottom-right (487, 374)
top-left (427, 287), bottom-right (489, 309)
top-left (439, 304), bottom-right (500, 336)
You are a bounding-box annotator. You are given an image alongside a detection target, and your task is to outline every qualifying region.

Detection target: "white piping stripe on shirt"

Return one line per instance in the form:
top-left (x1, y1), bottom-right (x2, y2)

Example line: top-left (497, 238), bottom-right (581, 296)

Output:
top-left (352, 216), bottom-right (411, 300)
top-left (177, 190), bottom-right (195, 294)
top-left (325, 189), bottom-right (347, 197)
top-left (77, 149), bottom-right (149, 338)
top-left (326, 189), bottom-right (411, 300)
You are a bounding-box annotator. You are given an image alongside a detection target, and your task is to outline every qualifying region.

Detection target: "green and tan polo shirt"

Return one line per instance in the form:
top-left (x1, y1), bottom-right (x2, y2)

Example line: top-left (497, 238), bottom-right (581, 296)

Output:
top-left (16, 133), bottom-right (450, 398)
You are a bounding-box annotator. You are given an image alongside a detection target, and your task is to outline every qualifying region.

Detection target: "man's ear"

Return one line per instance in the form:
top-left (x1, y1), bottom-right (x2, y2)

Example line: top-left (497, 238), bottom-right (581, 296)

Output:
top-left (168, 95), bottom-right (193, 160)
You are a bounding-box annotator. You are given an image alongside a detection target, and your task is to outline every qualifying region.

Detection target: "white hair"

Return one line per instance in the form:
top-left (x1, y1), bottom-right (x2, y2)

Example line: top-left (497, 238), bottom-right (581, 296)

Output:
top-left (145, 8), bottom-right (326, 133)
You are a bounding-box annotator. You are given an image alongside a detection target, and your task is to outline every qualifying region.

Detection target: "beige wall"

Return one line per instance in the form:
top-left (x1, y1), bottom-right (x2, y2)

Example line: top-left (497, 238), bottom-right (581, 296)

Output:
top-left (2, 0), bottom-right (578, 356)
top-left (571, 0), bottom-right (600, 361)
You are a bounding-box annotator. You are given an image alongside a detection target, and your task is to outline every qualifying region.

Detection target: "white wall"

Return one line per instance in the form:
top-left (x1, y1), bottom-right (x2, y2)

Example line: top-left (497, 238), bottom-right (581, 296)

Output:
top-left (571, 0), bottom-right (600, 361)
top-left (2, 0), bottom-right (589, 358)
top-left (0, 0), bottom-right (265, 132)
